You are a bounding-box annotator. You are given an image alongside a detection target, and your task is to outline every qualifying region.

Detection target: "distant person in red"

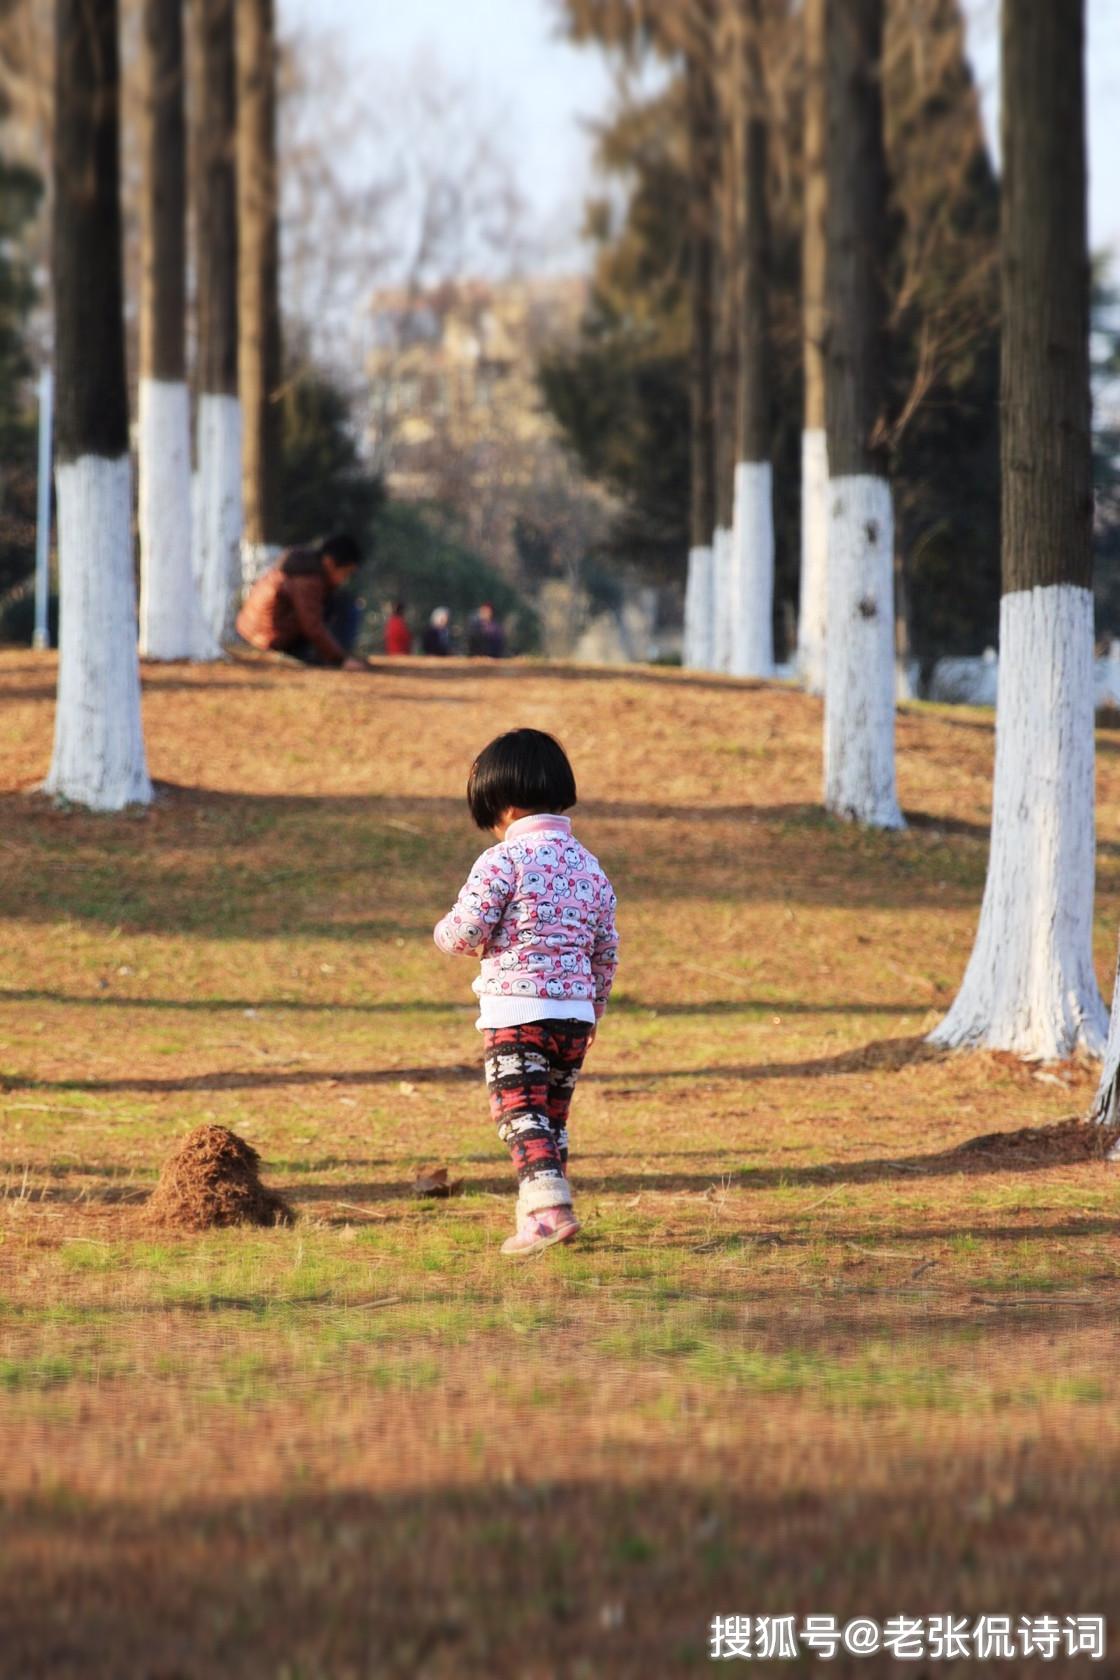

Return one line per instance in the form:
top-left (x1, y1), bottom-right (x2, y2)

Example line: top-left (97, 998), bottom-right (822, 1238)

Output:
top-left (384, 602), bottom-right (412, 656)
top-left (236, 533), bottom-right (367, 669)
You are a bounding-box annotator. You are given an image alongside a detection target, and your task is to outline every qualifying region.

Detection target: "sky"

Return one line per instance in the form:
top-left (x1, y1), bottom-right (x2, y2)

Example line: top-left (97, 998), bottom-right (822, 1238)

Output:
top-left (279, 0), bottom-right (1120, 275)
top-left (962, 0), bottom-right (1120, 261)
top-left (280, 0), bottom-right (620, 273)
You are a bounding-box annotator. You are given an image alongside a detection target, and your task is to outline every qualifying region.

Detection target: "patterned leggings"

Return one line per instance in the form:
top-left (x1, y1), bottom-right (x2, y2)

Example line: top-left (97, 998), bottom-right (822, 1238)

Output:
top-left (482, 1020), bottom-right (594, 1213)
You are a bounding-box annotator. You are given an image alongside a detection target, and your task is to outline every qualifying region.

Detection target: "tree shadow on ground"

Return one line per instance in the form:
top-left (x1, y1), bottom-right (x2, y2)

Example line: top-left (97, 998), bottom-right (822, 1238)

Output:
top-left (909, 709), bottom-right (993, 735)
top-left (903, 808), bottom-right (991, 842)
top-left (0, 784), bottom-right (996, 923)
top-left (140, 675), bottom-right (282, 692)
top-left (3, 676), bottom-right (295, 703)
top-left (338, 654), bottom-right (793, 699)
top-left (0, 684), bottom-right (68, 704)
top-left (13, 1145), bottom-right (1112, 1211)
top-left (275, 1170), bottom-right (1116, 1208)
top-left (0, 1034), bottom-right (944, 1097)
top-left (0, 988), bottom-right (469, 1015)
top-left (0, 987), bottom-right (923, 1018)
top-left (1, 1467), bottom-right (1117, 1680)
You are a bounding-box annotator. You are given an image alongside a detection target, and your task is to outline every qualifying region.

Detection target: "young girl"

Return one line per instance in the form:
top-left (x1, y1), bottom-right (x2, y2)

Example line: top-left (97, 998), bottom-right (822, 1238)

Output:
top-left (434, 729), bottom-right (619, 1257)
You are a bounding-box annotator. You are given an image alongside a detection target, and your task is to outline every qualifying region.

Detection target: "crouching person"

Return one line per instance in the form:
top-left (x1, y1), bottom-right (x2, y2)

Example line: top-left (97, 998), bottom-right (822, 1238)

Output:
top-left (236, 532), bottom-right (368, 670)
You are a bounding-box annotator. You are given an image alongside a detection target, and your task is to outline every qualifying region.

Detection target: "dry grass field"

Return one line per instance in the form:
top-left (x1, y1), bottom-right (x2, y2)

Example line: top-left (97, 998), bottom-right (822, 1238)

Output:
top-left (1, 648), bottom-right (1119, 1677)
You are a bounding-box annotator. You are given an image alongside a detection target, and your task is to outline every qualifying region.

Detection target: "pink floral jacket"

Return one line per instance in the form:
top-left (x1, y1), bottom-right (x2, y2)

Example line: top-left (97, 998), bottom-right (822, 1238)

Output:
top-left (434, 814), bottom-right (619, 1021)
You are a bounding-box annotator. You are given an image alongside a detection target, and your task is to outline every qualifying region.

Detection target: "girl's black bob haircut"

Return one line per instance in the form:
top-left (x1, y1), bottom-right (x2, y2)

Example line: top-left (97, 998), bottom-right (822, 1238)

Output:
top-left (467, 729), bottom-right (577, 832)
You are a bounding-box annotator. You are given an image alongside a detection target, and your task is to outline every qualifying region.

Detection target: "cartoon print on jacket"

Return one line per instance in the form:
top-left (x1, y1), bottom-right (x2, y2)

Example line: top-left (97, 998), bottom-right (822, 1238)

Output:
top-left (433, 815), bottom-right (619, 1018)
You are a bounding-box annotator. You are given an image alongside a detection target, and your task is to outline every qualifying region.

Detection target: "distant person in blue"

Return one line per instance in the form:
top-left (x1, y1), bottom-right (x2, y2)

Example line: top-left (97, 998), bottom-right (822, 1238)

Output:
top-left (468, 602), bottom-right (506, 659)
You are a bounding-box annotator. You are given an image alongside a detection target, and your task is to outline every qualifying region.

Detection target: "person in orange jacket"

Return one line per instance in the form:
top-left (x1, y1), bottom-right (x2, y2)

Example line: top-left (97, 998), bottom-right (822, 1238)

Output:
top-left (236, 533), bottom-right (366, 669)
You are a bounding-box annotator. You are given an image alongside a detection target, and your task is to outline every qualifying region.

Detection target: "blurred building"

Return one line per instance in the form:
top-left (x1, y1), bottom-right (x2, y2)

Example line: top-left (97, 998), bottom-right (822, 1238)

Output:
top-left (366, 275), bottom-right (598, 583)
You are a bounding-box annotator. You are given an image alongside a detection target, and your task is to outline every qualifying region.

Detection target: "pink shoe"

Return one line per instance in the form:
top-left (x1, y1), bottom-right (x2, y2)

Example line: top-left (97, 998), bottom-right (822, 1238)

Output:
top-left (500, 1205), bottom-right (581, 1258)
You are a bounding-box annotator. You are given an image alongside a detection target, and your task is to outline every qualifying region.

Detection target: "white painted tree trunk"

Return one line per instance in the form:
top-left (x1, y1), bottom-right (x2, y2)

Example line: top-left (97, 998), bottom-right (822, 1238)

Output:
top-left (191, 467), bottom-right (200, 558)
top-left (682, 547), bottom-right (699, 667)
top-left (241, 541), bottom-right (282, 594)
top-left (1102, 639), bottom-right (1120, 706)
top-left (730, 461), bottom-right (774, 678)
top-left (194, 392), bottom-right (243, 647)
top-left (1092, 943), bottom-right (1120, 1143)
top-left (797, 426), bottom-right (828, 695)
top-left (138, 379), bottom-right (216, 661)
top-left (698, 544), bottom-right (716, 671)
top-left (45, 455), bottom-right (152, 811)
top-left (684, 544), bottom-right (715, 670)
top-left (714, 525), bottom-right (733, 673)
top-left (930, 585), bottom-right (1106, 1059)
top-left (823, 474), bottom-right (903, 829)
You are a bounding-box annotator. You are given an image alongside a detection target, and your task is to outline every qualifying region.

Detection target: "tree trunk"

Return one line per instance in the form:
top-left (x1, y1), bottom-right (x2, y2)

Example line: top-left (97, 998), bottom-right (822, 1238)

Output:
top-left (711, 0), bottom-right (739, 674)
top-left (934, 0), bottom-right (1104, 1060)
top-left (1093, 945), bottom-right (1120, 1136)
top-left (822, 0), bottom-right (902, 828)
top-left (797, 0), bottom-right (828, 695)
top-left (236, 0), bottom-right (282, 588)
top-left (729, 0), bottom-right (774, 679)
top-left (46, 0), bottom-right (151, 810)
top-left (138, 0), bottom-right (215, 662)
top-left (193, 0), bottom-right (241, 647)
top-left (683, 0), bottom-right (717, 672)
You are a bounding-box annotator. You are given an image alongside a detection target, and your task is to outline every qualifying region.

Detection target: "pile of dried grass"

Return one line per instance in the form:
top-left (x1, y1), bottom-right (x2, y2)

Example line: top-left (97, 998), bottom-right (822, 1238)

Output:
top-left (146, 1124), bottom-right (294, 1230)
top-left (953, 1117), bottom-right (1118, 1168)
